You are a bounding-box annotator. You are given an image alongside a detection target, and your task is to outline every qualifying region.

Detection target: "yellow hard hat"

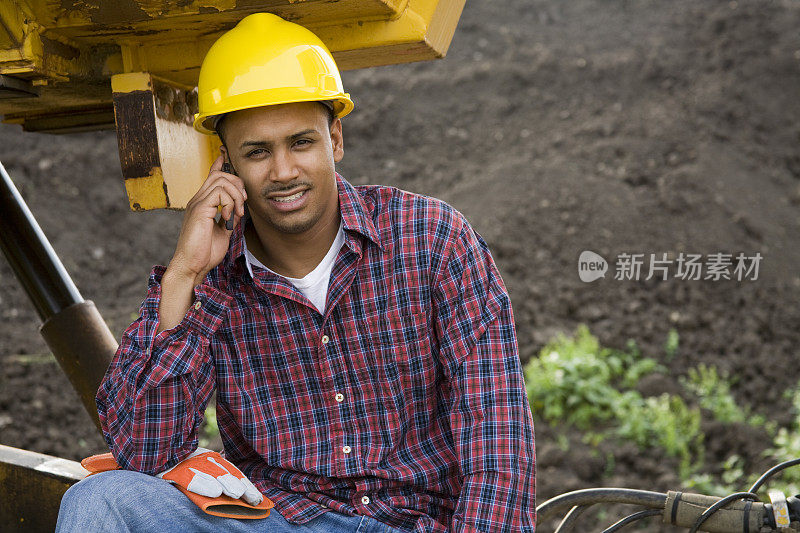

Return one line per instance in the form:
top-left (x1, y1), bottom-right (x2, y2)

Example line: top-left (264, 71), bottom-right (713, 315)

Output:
top-left (193, 13), bottom-right (354, 135)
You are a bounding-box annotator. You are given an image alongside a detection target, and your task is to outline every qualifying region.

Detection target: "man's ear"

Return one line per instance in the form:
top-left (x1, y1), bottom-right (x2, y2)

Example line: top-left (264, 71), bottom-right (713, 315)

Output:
top-left (330, 118), bottom-right (344, 163)
top-left (218, 145), bottom-right (237, 175)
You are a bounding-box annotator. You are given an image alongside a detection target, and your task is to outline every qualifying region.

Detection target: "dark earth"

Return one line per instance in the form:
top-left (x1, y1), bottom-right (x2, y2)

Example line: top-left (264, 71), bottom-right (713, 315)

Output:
top-left (2, 1), bottom-right (800, 531)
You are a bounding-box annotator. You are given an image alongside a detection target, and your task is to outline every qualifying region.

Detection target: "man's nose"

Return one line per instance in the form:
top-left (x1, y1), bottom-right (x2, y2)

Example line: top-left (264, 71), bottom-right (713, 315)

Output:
top-left (270, 148), bottom-right (299, 182)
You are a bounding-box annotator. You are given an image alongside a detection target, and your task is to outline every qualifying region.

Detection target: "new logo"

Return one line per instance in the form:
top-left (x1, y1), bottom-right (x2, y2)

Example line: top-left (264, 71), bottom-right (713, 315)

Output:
top-left (578, 250), bottom-right (608, 282)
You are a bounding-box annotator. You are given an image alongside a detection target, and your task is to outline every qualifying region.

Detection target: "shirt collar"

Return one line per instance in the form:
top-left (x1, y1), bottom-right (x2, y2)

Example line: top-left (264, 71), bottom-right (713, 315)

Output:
top-left (224, 173), bottom-right (385, 273)
top-left (335, 172), bottom-right (384, 252)
top-left (243, 219), bottom-right (345, 279)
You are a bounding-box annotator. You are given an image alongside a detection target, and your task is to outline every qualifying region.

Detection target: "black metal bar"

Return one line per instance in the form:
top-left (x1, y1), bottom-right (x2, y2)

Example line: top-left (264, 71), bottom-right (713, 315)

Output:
top-left (0, 74), bottom-right (39, 99)
top-left (537, 488), bottom-right (667, 521)
top-left (0, 159), bottom-right (83, 321)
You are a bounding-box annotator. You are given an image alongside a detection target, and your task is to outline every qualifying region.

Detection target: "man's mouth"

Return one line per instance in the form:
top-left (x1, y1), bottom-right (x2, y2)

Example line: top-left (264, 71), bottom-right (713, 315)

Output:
top-left (272, 190), bottom-right (306, 203)
top-left (266, 188), bottom-right (310, 211)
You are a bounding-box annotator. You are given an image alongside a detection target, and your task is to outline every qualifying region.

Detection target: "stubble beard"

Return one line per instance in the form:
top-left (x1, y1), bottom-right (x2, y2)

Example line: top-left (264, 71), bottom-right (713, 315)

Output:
top-left (256, 173), bottom-right (337, 235)
top-left (258, 186), bottom-right (320, 235)
top-left (265, 213), bottom-right (319, 234)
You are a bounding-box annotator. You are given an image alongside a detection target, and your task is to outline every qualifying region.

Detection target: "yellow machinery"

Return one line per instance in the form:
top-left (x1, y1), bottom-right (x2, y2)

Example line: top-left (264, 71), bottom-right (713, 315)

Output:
top-left (0, 1), bottom-right (465, 530)
top-left (1, 0), bottom-right (464, 209)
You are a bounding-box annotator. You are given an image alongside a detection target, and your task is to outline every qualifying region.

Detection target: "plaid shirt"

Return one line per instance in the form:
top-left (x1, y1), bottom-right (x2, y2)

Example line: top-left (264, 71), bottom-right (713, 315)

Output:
top-left (98, 174), bottom-right (536, 532)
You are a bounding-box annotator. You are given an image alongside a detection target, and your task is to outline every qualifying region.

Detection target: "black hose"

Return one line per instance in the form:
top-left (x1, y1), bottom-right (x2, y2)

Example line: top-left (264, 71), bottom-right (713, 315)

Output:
top-left (537, 488), bottom-right (667, 520)
top-left (554, 505), bottom-right (591, 533)
top-left (749, 458), bottom-right (800, 494)
top-left (601, 509), bottom-right (662, 533)
top-left (688, 492), bottom-right (759, 533)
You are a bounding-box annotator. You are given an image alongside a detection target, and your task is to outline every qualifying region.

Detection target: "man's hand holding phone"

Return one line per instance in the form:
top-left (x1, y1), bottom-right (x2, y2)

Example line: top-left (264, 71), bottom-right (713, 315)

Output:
top-left (157, 155), bottom-right (246, 332)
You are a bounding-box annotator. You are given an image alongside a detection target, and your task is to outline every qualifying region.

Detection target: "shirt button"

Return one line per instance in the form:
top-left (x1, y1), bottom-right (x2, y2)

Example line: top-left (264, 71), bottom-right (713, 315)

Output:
top-left (321, 335), bottom-right (330, 345)
top-left (335, 393), bottom-right (344, 403)
top-left (342, 445), bottom-right (351, 454)
top-left (361, 496), bottom-right (370, 505)
top-left (193, 301), bottom-right (201, 310)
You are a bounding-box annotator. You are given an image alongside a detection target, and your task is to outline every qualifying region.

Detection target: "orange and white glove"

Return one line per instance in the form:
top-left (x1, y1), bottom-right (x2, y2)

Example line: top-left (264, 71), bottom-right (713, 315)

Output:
top-left (156, 447), bottom-right (263, 505)
top-left (81, 448), bottom-right (273, 519)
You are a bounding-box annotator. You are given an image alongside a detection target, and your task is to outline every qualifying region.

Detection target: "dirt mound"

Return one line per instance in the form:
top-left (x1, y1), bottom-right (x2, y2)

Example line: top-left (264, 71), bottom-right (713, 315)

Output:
top-left (2, 1), bottom-right (800, 530)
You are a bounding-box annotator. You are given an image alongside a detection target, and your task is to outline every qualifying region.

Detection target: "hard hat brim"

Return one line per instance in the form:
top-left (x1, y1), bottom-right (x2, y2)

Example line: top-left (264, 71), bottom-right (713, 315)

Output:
top-left (194, 94), bottom-right (354, 135)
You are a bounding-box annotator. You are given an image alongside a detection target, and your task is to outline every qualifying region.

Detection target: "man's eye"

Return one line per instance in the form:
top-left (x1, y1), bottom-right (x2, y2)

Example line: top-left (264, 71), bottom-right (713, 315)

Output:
top-left (295, 139), bottom-right (312, 146)
top-left (247, 148), bottom-right (268, 157)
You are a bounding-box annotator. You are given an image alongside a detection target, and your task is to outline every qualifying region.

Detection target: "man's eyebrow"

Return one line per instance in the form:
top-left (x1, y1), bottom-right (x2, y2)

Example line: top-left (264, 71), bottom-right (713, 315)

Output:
top-left (239, 129), bottom-right (318, 149)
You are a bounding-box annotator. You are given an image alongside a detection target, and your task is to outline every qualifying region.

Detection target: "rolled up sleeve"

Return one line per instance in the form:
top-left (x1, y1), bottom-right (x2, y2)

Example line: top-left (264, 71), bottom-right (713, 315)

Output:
top-left (97, 265), bottom-right (233, 474)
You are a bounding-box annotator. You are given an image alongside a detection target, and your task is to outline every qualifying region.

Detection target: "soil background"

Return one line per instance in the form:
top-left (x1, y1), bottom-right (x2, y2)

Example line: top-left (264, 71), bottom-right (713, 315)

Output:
top-left (2, 1), bottom-right (800, 531)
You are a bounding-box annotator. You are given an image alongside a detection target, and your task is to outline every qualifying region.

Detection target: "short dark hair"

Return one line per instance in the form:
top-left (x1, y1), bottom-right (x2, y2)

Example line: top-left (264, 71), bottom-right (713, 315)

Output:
top-left (216, 101), bottom-right (335, 147)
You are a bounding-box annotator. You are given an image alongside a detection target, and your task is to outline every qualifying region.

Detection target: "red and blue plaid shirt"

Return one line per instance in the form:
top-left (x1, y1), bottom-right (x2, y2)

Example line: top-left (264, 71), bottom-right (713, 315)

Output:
top-left (98, 174), bottom-right (536, 532)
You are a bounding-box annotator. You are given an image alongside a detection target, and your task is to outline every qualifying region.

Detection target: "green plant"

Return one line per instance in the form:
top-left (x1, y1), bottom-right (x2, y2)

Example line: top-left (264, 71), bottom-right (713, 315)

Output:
top-left (525, 325), bottom-right (663, 430)
top-left (7, 352), bottom-right (56, 365)
top-left (603, 452), bottom-right (616, 477)
top-left (665, 328), bottom-right (679, 360)
top-left (685, 382), bottom-right (800, 497)
top-left (617, 393), bottom-right (703, 479)
top-left (682, 364), bottom-right (747, 424)
top-left (765, 384), bottom-right (800, 495)
top-left (556, 432), bottom-right (570, 452)
top-left (685, 455), bottom-right (746, 495)
top-left (199, 401), bottom-right (220, 449)
top-left (525, 326), bottom-right (703, 472)
top-left (525, 326), bottom-right (795, 490)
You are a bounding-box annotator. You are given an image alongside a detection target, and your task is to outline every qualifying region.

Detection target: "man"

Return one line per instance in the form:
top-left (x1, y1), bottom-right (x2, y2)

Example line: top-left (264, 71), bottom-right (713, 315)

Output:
top-left (57, 13), bottom-right (536, 533)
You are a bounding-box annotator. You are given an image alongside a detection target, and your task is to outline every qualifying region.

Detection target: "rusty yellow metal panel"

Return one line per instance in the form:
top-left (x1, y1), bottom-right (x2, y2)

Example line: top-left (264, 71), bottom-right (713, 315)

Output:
top-left (0, 1), bottom-right (41, 75)
top-left (156, 119), bottom-right (222, 210)
top-left (316, 0), bottom-right (466, 70)
top-left (1, 0), bottom-right (464, 127)
top-left (112, 0), bottom-right (464, 80)
top-left (0, 2), bottom-right (29, 50)
top-left (123, 170), bottom-right (168, 211)
top-left (0, 0), bottom-right (465, 210)
top-left (37, 0), bottom-right (407, 40)
top-left (0, 1), bottom-right (114, 130)
top-left (113, 72), bottom-right (221, 210)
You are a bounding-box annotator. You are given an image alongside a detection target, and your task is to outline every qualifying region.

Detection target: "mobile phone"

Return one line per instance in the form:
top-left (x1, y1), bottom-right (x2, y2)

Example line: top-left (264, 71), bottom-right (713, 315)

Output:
top-left (221, 161), bottom-right (237, 230)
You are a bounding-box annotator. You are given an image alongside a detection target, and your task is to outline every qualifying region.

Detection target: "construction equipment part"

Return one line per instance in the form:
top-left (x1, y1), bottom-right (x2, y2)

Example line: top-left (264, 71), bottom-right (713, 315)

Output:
top-left (0, 0), bottom-right (466, 210)
top-left (0, 160), bottom-right (117, 429)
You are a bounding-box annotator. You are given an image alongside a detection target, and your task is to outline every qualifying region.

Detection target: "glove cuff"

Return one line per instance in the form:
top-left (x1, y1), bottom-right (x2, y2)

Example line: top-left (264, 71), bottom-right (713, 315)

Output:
top-left (171, 484), bottom-right (274, 519)
top-left (81, 452), bottom-right (121, 474)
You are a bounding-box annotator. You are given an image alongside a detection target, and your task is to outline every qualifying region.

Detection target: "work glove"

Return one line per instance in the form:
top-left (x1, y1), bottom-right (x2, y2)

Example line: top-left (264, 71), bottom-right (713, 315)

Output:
top-left (156, 447), bottom-right (263, 505)
top-left (81, 448), bottom-right (273, 519)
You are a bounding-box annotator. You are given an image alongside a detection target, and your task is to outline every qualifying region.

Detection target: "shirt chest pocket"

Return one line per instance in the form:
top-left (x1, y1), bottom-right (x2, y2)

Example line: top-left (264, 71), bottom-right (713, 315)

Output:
top-left (355, 309), bottom-right (437, 468)
top-left (365, 309), bottom-right (438, 417)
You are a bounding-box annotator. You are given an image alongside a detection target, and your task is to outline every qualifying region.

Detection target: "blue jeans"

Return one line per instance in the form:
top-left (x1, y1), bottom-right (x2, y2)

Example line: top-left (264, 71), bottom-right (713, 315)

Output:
top-left (56, 470), bottom-right (402, 532)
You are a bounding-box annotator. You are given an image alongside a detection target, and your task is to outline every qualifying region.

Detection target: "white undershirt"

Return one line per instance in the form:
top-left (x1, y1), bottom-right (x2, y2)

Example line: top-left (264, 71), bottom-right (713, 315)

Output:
top-left (243, 222), bottom-right (345, 314)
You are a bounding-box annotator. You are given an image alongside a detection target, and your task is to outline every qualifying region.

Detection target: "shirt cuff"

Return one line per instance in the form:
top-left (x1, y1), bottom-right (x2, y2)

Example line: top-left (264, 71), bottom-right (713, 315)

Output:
top-left (144, 265), bottom-right (234, 341)
top-left (452, 471), bottom-right (536, 533)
